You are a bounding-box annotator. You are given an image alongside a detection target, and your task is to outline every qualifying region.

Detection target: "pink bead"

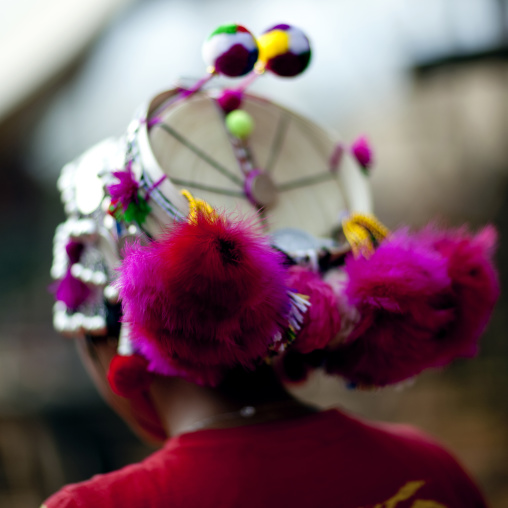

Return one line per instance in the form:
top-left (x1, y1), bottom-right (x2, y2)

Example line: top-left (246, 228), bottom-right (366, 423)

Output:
top-left (217, 89), bottom-right (243, 113)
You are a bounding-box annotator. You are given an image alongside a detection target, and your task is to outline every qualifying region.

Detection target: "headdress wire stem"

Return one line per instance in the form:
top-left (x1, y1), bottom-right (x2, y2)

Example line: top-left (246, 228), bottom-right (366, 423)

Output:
top-left (147, 73), bottom-right (216, 128)
top-left (145, 175), bottom-right (167, 202)
top-left (236, 69), bottom-right (262, 92)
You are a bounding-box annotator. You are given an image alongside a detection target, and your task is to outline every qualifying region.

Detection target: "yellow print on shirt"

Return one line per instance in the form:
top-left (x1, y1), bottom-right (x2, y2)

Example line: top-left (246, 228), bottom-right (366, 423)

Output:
top-left (365, 480), bottom-right (447, 508)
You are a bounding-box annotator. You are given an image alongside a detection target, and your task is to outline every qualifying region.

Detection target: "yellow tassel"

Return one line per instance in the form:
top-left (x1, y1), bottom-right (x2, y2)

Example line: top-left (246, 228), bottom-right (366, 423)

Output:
top-left (180, 189), bottom-right (216, 223)
top-left (342, 212), bottom-right (390, 258)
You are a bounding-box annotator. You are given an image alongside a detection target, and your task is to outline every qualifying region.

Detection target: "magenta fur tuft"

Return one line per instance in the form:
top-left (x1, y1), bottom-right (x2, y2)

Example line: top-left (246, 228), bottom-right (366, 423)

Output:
top-left (351, 136), bottom-right (373, 170)
top-left (56, 269), bottom-right (91, 310)
top-left (325, 226), bottom-right (499, 387)
top-left (286, 266), bottom-right (341, 353)
top-left (415, 225), bottom-right (499, 365)
top-left (107, 161), bottom-right (139, 211)
top-left (65, 241), bottom-right (85, 264)
top-left (117, 211), bottom-right (290, 384)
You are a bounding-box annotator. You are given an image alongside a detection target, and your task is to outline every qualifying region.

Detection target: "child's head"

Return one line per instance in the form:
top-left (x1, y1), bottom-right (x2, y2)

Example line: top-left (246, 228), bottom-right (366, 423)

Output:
top-left (50, 24), bottom-right (499, 435)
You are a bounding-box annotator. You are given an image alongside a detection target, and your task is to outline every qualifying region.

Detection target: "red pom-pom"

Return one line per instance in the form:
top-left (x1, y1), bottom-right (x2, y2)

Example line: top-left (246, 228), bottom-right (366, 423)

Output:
top-left (107, 354), bottom-right (151, 398)
top-left (117, 211), bottom-right (290, 384)
top-left (286, 266), bottom-right (341, 353)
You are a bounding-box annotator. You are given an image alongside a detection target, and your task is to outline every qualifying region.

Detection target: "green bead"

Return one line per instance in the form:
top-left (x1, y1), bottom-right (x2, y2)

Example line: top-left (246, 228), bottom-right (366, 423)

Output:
top-left (225, 110), bottom-right (254, 139)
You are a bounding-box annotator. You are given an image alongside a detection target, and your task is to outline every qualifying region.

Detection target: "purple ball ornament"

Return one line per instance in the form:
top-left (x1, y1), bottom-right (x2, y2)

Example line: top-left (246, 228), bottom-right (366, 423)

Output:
top-left (217, 89), bottom-right (243, 113)
top-left (202, 24), bottom-right (259, 77)
top-left (257, 24), bottom-right (311, 77)
top-left (351, 136), bottom-right (374, 173)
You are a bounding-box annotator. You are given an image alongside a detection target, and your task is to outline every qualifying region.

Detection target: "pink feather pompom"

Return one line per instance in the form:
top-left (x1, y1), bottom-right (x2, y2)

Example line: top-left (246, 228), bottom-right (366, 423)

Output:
top-left (415, 225), bottom-right (499, 365)
top-left (325, 226), bottom-right (499, 387)
top-left (132, 337), bottom-right (225, 387)
top-left (286, 266), bottom-right (341, 353)
top-left (117, 211), bottom-right (290, 384)
top-left (107, 162), bottom-right (139, 211)
top-left (56, 269), bottom-right (91, 310)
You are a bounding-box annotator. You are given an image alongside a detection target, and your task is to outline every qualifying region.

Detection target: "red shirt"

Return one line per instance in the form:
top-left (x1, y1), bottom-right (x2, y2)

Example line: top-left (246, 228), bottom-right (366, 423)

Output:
top-left (43, 409), bottom-right (486, 508)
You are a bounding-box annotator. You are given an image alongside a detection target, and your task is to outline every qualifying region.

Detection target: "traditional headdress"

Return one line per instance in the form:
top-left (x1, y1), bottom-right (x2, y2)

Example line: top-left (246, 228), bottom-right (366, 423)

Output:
top-left (51, 23), bottom-right (499, 396)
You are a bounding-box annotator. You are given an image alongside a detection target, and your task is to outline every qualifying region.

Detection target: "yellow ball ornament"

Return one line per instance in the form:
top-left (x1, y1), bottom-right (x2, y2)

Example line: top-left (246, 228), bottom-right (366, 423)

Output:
top-left (257, 30), bottom-right (290, 68)
top-left (256, 24), bottom-right (311, 77)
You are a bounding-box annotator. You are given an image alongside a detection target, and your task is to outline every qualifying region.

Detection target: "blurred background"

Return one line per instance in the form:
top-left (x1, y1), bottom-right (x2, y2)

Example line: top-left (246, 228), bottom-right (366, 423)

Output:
top-left (0, 0), bottom-right (507, 506)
